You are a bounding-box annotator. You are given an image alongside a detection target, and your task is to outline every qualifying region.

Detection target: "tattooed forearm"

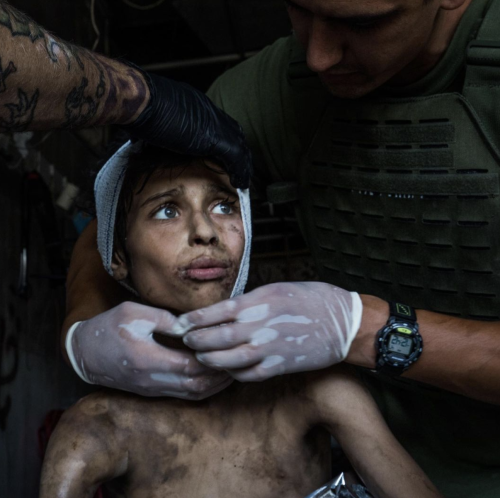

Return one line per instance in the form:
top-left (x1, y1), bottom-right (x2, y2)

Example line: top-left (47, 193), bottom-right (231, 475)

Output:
top-left (0, 1), bottom-right (148, 131)
top-left (0, 87), bottom-right (39, 131)
top-left (0, 1), bottom-right (86, 70)
top-left (0, 2), bottom-right (44, 42)
top-left (0, 56), bottom-right (16, 93)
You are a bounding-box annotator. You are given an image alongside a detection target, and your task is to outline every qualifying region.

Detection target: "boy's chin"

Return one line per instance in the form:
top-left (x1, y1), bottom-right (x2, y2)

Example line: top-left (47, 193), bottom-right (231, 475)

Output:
top-left (142, 283), bottom-right (235, 316)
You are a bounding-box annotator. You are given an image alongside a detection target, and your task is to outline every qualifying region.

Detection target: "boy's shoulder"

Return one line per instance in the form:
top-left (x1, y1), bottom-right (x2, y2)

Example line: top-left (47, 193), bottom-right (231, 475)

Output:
top-left (62, 389), bottom-right (149, 430)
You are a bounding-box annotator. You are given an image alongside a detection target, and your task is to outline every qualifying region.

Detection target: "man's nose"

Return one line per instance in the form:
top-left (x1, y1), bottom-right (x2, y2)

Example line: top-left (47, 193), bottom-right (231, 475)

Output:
top-left (306, 17), bottom-right (344, 73)
top-left (189, 212), bottom-right (219, 246)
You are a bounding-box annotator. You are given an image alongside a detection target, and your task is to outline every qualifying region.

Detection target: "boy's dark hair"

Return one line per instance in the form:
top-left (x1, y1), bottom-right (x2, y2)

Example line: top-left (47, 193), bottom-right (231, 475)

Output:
top-left (114, 142), bottom-right (225, 264)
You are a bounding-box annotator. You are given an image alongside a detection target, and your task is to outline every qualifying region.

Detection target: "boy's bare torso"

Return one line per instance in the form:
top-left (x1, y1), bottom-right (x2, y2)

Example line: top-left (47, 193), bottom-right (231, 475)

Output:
top-left (72, 376), bottom-right (331, 498)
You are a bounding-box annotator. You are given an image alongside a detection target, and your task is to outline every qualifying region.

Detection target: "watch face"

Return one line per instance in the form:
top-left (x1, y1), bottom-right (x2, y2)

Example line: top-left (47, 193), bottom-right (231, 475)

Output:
top-left (388, 333), bottom-right (413, 355)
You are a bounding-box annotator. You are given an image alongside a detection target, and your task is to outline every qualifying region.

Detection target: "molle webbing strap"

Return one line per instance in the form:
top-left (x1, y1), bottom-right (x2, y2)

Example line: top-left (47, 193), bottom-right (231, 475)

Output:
top-left (327, 146), bottom-right (454, 169)
top-left (309, 169), bottom-right (499, 196)
top-left (463, 0), bottom-right (500, 154)
top-left (327, 122), bottom-right (455, 144)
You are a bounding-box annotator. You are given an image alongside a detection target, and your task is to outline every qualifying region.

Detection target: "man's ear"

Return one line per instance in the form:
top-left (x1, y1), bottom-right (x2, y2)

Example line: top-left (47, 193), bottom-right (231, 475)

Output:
top-left (111, 249), bottom-right (129, 281)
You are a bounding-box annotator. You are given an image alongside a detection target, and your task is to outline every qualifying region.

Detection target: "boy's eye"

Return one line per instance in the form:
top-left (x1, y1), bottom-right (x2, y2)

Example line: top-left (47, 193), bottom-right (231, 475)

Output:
top-left (154, 205), bottom-right (179, 220)
top-left (212, 202), bottom-right (234, 215)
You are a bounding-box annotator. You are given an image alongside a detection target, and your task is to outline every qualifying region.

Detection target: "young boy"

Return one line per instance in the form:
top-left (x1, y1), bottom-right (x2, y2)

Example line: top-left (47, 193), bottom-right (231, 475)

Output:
top-left (40, 142), bottom-right (443, 498)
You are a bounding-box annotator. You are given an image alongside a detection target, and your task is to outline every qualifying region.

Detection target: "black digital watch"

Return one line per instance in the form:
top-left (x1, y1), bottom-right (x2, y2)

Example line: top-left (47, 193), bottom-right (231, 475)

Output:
top-left (375, 302), bottom-right (423, 376)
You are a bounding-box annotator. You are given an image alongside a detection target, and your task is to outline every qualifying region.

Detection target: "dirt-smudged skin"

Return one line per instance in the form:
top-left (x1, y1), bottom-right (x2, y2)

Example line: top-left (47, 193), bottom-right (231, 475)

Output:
top-left (41, 374), bottom-right (331, 498)
top-left (120, 377), bottom-right (329, 497)
top-left (40, 366), bottom-right (443, 498)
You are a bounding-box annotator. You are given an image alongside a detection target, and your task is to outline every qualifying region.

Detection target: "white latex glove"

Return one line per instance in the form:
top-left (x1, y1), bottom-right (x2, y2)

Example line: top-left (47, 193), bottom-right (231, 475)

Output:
top-left (66, 302), bottom-right (233, 399)
top-left (176, 282), bottom-right (363, 382)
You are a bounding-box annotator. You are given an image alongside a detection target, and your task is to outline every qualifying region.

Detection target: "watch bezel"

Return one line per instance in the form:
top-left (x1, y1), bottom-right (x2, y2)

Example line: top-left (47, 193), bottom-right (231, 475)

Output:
top-left (376, 320), bottom-right (423, 372)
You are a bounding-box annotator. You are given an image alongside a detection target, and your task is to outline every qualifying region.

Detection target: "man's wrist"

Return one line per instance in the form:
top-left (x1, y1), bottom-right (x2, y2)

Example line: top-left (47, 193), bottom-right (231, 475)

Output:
top-left (345, 294), bottom-right (388, 368)
top-left (92, 56), bottom-right (150, 126)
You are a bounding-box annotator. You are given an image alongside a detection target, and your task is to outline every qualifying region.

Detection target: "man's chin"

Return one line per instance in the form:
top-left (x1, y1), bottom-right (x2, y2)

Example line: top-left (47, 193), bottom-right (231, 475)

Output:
top-left (319, 73), bottom-right (380, 99)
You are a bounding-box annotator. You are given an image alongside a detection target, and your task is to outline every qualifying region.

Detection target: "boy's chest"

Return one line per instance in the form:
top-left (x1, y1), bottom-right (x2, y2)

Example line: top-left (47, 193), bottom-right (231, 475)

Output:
top-left (111, 387), bottom-right (331, 498)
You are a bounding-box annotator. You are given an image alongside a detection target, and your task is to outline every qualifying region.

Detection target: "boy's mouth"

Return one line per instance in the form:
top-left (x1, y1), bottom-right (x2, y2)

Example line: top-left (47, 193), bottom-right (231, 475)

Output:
top-left (181, 257), bottom-right (230, 281)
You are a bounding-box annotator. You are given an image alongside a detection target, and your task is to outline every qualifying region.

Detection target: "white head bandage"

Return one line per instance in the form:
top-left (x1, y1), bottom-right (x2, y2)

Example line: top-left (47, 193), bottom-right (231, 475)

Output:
top-left (94, 140), bottom-right (252, 298)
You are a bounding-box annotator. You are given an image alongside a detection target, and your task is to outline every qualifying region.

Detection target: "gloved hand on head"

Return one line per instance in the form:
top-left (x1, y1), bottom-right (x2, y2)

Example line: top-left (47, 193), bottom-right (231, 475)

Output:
top-left (123, 72), bottom-right (252, 189)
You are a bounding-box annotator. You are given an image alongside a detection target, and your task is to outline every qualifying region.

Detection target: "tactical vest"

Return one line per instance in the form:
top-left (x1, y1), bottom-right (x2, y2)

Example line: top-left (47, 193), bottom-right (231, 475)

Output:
top-left (268, 2), bottom-right (500, 496)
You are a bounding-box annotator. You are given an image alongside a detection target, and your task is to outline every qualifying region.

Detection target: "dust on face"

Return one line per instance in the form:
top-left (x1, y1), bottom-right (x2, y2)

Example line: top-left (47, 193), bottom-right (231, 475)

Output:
top-left (113, 161), bottom-right (245, 315)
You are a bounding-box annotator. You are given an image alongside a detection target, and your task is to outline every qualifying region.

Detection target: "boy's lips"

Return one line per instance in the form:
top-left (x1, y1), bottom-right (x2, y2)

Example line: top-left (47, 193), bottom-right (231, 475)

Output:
top-left (181, 257), bottom-right (230, 281)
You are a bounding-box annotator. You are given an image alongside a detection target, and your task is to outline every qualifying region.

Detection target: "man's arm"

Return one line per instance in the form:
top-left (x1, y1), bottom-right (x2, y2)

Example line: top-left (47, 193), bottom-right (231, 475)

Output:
top-left (0, 1), bottom-right (148, 131)
top-left (178, 283), bottom-right (500, 405)
top-left (350, 295), bottom-right (500, 406)
top-left (39, 393), bottom-right (128, 498)
top-left (305, 367), bottom-right (443, 498)
top-left (0, 1), bottom-right (251, 188)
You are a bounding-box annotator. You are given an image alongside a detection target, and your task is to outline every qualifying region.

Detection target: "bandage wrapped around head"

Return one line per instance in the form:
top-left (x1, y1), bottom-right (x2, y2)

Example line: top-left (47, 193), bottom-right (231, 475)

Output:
top-left (65, 141), bottom-right (252, 387)
top-left (93, 140), bottom-right (252, 297)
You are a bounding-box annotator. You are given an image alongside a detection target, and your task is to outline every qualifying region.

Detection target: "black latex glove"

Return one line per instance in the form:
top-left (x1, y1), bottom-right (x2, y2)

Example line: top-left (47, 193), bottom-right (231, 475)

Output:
top-left (123, 72), bottom-right (252, 189)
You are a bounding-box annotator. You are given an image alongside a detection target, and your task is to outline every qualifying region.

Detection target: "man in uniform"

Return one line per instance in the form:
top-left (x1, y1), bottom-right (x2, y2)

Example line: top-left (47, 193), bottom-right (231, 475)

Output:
top-left (63, 0), bottom-right (500, 497)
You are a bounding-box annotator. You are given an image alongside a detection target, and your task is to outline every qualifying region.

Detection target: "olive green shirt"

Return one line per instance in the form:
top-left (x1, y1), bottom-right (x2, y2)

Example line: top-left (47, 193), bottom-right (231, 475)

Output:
top-left (207, 1), bottom-right (500, 497)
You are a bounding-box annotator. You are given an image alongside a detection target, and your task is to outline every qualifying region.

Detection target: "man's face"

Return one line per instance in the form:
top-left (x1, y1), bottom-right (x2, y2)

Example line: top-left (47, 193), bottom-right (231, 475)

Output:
top-left (286, 0), bottom-right (443, 98)
top-left (113, 161), bottom-right (245, 314)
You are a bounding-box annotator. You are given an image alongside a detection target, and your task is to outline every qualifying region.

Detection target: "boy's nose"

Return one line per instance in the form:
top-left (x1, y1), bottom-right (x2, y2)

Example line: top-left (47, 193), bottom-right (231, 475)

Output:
top-left (189, 213), bottom-right (219, 246)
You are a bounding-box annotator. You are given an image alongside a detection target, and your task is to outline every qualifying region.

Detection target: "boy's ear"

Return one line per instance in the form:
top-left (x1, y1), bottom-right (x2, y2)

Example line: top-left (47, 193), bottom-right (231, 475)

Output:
top-left (111, 249), bottom-right (129, 281)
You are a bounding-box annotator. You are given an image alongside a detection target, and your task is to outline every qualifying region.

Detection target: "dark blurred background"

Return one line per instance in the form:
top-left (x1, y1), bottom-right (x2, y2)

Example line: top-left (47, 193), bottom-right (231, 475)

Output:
top-left (0, 2), bottom-right (319, 496)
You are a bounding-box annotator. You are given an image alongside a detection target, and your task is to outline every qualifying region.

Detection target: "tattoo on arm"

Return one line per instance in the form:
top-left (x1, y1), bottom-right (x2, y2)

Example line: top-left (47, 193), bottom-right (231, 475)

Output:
top-left (0, 2), bottom-right (44, 42)
top-left (0, 1), bottom-right (147, 131)
top-left (0, 56), bottom-right (16, 93)
top-left (0, 1), bottom-right (85, 70)
top-left (0, 87), bottom-right (39, 131)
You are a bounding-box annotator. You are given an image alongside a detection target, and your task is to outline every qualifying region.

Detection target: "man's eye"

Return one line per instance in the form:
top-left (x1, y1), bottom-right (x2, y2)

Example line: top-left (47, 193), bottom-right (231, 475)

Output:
top-left (212, 202), bottom-right (234, 215)
top-left (154, 205), bottom-right (179, 220)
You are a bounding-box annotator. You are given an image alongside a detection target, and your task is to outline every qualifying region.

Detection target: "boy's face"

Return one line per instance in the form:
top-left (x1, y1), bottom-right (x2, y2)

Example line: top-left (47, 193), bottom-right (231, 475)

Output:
top-left (112, 160), bottom-right (245, 315)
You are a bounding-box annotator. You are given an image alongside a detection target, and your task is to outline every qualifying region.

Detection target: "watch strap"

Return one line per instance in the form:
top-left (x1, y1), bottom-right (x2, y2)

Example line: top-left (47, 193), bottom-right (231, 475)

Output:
top-left (389, 302), bottom-right (416, 323)
top-left (376, 360), bottom-right (409, 376)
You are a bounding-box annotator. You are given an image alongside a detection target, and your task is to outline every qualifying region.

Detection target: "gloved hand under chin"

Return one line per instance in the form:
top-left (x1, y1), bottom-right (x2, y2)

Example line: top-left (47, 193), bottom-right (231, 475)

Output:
top-left (175, 282), bottom-right (363, 382)
top-left (122, 72), bottom-right (252, 189)
top-left (65, 301), bottom-right (233, 399)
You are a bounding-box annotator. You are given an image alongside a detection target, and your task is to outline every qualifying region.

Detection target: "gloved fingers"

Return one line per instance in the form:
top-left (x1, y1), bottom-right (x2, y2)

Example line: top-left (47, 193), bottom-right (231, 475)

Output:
top-left (115, 345), bottom-right (232, 398)
top-left (143, 343), bottom-right (216, 376)
top-left (143, 373), bottom-right (234, 400)
top-left (117, 341), bottom-right (211, 377)
top-left (210, 127), bottom-right (252, 189)
top-left (185, 321), bottom-right (286, 353)
top-left (182, 371), bottom-right (234, 400)
top-left (172, 298), bottom-right (242, 335)
top-left (195, 345), bottom-right (260, 370)
top-left (228, 356), bottom-right (287, 383)
top-left (149, 306), bottom-right (184, 335)
top-left (107, 302), bottom-right (178, 341)
top-left (183, 325), bottom-right (247, 351)
top-left (143, 367), bottom-right (231, 397)
top-left (122, 71), bottom-right (252, 190)
top-left (189, 375), bottom-right (234, 400)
